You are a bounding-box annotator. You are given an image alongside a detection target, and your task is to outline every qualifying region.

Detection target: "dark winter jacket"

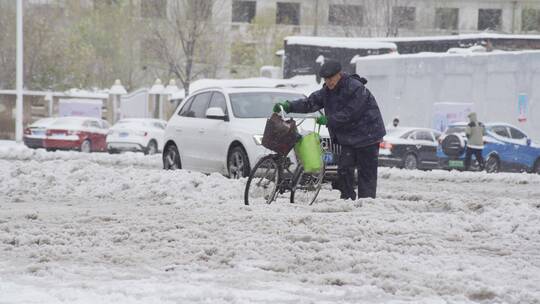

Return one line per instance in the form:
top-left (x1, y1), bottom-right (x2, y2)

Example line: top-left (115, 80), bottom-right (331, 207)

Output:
top-left (289, 73), bottom-right (386, 148)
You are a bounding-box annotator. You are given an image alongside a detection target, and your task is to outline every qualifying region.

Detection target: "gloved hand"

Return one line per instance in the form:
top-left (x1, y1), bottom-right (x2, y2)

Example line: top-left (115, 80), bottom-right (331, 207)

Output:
top-left (272, 101), bottom-right (290, 113)
top-left (316, 115), bottom-right (328, 125)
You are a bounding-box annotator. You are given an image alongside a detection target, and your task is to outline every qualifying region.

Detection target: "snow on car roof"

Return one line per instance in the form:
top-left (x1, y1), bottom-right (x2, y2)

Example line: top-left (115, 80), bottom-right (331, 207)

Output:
top-left (190, 78), bottom-right (288, 92)
top-left (189, 77), bottom-right (317, 93)
top-left (29, 117), bottom-right (57, 127)
top-left (223, 87), bottom-right (306, 95)
top-left (51, 116), bottom-right (95, 126)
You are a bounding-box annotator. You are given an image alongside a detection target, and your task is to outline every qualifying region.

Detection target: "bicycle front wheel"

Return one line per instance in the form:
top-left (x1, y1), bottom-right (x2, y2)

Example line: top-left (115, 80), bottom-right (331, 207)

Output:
top-left (244, 155), bottom-right (281, 205)
top-left (290, 164), bottom-right (325, 205)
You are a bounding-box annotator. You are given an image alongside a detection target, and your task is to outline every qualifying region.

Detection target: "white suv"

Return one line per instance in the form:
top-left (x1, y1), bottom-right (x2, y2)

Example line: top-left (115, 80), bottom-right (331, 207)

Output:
top-left (162, 86), bottom-right (334, 178)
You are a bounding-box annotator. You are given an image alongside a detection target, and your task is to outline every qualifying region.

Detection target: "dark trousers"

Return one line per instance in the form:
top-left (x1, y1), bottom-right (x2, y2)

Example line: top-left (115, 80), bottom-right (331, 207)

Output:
top-left (464, 147), bottom-right (484, 170)
top-left (336, 143), bottom-right (379, 200)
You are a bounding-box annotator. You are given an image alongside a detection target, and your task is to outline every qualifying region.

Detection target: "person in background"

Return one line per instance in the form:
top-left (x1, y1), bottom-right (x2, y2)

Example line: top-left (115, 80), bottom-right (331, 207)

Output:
top-left (464, 112), bottom-right (485, 171)
top-left (272, 60), bottom-right (386, 199)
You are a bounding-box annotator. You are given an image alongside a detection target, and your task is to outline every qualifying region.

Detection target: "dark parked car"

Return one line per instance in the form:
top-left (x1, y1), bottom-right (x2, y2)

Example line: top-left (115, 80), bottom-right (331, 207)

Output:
top-left (379, 127), bottom-right (442, 170)
top-left (23, 117), bottom-right (58, 149)
top-left (438, 122), bottom-right (540, 173)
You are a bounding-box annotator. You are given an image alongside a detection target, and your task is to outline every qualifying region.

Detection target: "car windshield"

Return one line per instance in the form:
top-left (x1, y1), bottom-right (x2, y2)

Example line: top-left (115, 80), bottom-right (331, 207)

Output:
top-left (51, 117), bottom-right (85, 127)
top-left (229, 92), bottom-right (314, 118)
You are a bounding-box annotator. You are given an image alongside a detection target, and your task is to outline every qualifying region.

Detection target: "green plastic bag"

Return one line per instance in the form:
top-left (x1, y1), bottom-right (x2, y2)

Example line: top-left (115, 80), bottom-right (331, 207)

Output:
top-left (295, 132), bottom-right (323, 173)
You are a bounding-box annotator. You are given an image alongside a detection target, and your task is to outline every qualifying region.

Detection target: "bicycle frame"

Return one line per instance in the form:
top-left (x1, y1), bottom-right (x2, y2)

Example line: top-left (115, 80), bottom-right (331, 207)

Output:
top-left (267, 109), bottom-right (324, 202)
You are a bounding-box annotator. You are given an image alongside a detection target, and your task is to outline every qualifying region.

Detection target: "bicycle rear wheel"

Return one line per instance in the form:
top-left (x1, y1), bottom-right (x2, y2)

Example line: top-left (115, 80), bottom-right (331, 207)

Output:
top-left (244, 155), bottom-right (281, 205)
top-left (290, 164), bottom-right (325, 205)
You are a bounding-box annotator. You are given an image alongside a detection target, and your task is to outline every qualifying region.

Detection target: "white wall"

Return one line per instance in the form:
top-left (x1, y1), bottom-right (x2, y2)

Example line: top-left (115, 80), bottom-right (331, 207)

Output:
top-left (355, 50), bottom-right (540, 140)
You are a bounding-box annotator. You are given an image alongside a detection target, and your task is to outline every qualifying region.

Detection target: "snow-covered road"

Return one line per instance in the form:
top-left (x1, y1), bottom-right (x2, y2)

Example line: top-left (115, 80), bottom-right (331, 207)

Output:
top-left (1, 145), bottom-right (539, 303)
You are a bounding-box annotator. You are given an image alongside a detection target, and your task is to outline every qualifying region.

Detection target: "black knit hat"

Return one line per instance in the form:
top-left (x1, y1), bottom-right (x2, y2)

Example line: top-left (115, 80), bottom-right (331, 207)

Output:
top-left (319, 60), bottom-right (342, 78)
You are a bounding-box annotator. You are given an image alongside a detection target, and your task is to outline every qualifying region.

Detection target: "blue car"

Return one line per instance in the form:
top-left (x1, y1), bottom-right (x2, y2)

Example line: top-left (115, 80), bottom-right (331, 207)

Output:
top-left (438, 122), bottom-right (540, 173)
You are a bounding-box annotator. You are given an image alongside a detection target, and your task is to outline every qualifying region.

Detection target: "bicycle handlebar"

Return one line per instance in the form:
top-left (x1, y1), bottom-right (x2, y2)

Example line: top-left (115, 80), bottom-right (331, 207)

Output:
top-left (277, 107), bottom-right (324, 126)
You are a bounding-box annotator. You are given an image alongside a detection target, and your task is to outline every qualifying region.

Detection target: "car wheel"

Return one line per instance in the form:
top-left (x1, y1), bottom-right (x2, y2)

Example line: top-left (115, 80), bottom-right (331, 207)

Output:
top-left (108, 148), bottom-right (119, 154)
top-left (228, 146), bottom-right (250, 179)
top-left (163, 144), bottom-right (181, 170)
top-left (485, 155), bottom-right (500, 173)
top-left (80, 140), bottom-right (91, 153)
top-left (403, 153), bottom-right (418, 170)
top-left (145, 140), bottom-right (158, 155)
top-left (46, 148), bottom-right (56, 152)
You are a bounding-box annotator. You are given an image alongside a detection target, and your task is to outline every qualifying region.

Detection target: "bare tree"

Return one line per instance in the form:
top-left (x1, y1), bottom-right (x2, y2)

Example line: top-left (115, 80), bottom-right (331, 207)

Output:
top-left (71, 0), bottom-right (144, 90)
top-left (145, 0), bottom-right (223, 94)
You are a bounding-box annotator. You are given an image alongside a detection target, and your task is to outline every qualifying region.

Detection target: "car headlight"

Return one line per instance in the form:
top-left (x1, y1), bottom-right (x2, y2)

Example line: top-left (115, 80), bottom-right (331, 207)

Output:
top-left (253, 135), bottom-right (263, 145)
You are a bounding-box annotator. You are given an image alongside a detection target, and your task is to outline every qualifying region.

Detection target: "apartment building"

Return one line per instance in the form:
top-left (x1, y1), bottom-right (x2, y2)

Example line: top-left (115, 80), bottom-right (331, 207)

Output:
top-left (20, 0), bottom-right (540, 80)
top-left (225, 0), bottom-right (540, 36)
top-left (220, 0), bottom-right (540, 76)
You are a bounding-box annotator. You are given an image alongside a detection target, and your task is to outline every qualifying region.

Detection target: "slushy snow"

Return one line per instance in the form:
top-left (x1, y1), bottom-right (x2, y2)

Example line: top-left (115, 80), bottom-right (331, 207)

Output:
top-left (1, 144), bottom-right (539, 303)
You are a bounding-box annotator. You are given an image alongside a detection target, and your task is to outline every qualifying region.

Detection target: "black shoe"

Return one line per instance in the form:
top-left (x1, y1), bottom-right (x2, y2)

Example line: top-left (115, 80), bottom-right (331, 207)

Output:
top-left (340, 192), bottom-right (356, 201)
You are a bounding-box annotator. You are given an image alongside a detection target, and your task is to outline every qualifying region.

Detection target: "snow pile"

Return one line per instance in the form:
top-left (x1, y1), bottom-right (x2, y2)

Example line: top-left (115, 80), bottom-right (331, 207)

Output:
top-left (0, 144), bottom-right (161, 169)
top-left (1, 148), bottom-right (539, 303)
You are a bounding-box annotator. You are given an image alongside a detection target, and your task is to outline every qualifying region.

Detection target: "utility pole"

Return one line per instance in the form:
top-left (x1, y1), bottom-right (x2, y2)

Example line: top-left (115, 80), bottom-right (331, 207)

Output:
top-left (16, 0), bottom-right (23, 142)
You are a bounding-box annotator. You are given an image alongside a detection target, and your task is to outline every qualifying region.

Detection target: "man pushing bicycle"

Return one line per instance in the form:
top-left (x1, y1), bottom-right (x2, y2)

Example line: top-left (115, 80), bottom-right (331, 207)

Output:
top-left (273, 60), bottom-right (386, 200)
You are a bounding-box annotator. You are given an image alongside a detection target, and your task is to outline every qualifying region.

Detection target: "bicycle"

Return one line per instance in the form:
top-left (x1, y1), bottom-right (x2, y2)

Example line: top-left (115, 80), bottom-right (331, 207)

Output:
top-left (244, 115), bottom-right (326, 206)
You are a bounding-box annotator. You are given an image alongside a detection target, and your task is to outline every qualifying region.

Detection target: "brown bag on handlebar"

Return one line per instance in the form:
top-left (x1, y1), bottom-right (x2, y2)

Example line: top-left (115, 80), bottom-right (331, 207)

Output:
top-left (262, 113), bottom-right (299, 155)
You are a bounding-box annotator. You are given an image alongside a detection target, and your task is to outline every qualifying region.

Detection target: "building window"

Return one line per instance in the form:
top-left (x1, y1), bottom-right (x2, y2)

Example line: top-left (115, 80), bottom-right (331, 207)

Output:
top-left (435, 8), bottom-right (459, 30)
top-left (232, 1), bottom-right (256, 23)
top-left (478, 9), bottom-right (502, 30)
top-left (522, 9), bottom-right (540, 32)
top-left (392, 6), bottom-right (416, 29)
top-left (141, 0), bottom-right (167, 18)
top-left (276, 2), bottom-right (300, 25)
top-left (328, 4), bottom-right (364, 26)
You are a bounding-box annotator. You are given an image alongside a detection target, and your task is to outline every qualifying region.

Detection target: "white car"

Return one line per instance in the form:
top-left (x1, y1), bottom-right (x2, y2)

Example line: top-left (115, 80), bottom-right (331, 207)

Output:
top-left (162, 87), bottom-right (334, 178)
top-left (106, 118), bottom-right (167, 155)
